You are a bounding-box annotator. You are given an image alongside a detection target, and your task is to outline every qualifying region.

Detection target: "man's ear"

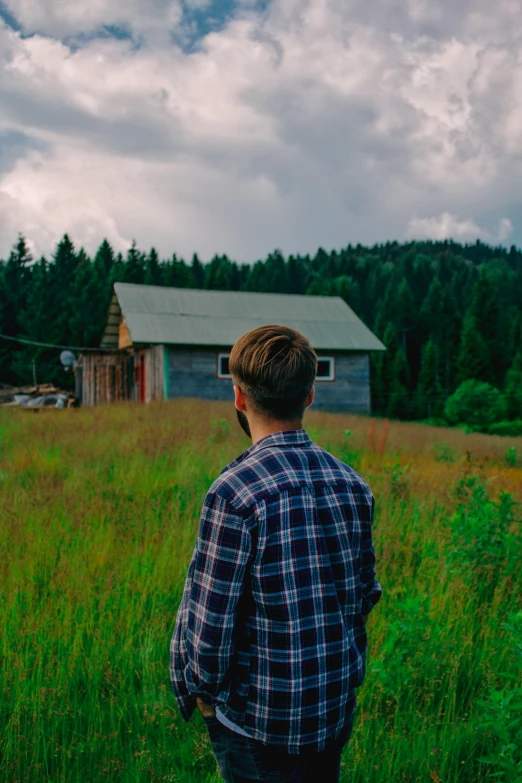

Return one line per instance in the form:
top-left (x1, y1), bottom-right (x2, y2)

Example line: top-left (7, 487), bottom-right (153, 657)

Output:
top-left (234, 384), bottom-right (248, 412)
top-left (305, 386), bottom-right (315, 409)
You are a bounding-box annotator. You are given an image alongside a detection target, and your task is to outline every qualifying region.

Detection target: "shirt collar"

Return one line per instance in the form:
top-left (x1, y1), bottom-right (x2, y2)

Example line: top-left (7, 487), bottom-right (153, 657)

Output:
top-left (222, 428), bottom-right (313, 474)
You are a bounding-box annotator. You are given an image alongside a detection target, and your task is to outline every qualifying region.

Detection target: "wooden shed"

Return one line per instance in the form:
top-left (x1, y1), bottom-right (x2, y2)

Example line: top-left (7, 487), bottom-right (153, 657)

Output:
top-left (80, 283), bottom-right (385, 411)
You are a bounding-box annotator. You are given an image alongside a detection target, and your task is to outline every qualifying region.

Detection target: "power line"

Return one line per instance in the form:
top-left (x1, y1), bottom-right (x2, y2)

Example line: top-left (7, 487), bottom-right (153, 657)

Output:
top-left (0, 332), bottom-right (111, 352)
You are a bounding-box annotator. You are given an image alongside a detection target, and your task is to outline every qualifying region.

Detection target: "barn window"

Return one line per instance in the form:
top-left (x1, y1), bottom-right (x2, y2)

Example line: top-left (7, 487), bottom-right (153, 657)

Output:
top-left (316, 357), bottom-right (335, 381)
top-left (217, 353), bottom-right (231, 379)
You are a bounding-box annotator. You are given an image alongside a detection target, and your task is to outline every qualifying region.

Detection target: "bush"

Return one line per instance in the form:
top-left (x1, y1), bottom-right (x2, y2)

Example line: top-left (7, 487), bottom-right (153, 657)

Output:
top-left (488, 420), bottom-right (522, 437)
top-left (444, 380), bottom-right (505, 432)
top-left (477, 612), bottom-right (522, 783)
top-left (447, 478), bottom-right (520, 600)
top-left (505, 447), bottom-right (518, 468)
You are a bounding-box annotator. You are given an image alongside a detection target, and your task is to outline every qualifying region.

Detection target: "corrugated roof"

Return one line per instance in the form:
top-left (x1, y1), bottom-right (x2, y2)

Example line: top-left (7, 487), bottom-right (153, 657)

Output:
top-left (109, 283), bottom-right (385, 352)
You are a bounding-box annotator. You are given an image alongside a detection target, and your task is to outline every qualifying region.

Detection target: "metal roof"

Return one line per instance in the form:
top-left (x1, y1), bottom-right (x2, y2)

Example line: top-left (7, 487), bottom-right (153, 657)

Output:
top-left (104, 283), bottom-right (385, 352)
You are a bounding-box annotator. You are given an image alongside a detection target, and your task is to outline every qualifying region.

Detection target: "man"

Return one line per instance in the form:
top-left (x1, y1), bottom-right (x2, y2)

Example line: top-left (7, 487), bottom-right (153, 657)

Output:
top-left (170, 325), bottom-right (382, 783)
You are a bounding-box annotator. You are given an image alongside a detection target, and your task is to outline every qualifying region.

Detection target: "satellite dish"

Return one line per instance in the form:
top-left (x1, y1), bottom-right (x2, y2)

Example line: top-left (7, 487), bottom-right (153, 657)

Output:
top-left (60, 350), bottom-right (77, 370)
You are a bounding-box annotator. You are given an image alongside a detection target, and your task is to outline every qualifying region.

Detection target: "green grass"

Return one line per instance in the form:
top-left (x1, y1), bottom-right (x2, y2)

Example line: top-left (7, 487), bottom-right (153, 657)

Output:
top-left (1, 400), bottom-right (521, 783)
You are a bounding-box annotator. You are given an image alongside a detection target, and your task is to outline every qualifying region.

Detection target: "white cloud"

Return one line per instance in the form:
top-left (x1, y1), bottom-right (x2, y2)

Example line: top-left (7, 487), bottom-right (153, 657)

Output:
top-left (407, 213), bottom-right (487, 241)
top-left (407, 213), bottom-right (514, 243)
top-left (0, 148), bottom-right (132, 254)
top-left (0, 0), bottom-right (520, 261)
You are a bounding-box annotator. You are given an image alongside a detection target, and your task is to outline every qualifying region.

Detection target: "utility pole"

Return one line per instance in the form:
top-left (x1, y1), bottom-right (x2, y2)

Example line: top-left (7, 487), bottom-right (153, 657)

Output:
top-left (32, 357), bottom-right (37, 386)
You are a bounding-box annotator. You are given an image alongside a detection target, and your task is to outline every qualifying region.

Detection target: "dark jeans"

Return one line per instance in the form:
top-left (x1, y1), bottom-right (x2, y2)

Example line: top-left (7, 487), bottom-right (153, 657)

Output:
top-left (203, 710), bottom-right (355, 783)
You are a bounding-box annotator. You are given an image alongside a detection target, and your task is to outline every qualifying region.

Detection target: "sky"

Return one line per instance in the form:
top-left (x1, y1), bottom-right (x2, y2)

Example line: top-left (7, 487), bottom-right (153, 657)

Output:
top-left (0, 0), bottom-right (520, 263)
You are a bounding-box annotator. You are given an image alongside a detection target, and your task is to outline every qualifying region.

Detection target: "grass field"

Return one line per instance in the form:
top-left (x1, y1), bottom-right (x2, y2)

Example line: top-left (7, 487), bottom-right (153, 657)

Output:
top-left (1, 400), bottom-right (521, 783)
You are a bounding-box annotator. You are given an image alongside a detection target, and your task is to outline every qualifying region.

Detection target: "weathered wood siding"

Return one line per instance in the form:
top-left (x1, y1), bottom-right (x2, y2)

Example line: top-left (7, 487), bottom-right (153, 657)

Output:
top-left (100, 294), bottom-right (121, 349)
top-left (167, 348), bottom-right (371, 413)
top-left (144, 345), bottom-right (165, 403)
top-left (79, 352), bottom-right (134, 406)
top-left (118, 317), bottom-right (132, 349)
top-left (313, 353), bottom-right (370, 413)
top-left (168, 347), bottom-right (234, 402)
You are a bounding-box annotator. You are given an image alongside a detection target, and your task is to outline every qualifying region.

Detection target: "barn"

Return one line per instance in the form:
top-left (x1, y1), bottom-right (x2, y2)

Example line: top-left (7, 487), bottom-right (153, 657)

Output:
top-left (78, 283), bottom-right (385, 411)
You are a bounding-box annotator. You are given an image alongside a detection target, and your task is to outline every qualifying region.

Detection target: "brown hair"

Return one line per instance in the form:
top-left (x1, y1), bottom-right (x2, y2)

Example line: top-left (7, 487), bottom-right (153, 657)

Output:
top-left (229, 325), bottom-right (318, 419)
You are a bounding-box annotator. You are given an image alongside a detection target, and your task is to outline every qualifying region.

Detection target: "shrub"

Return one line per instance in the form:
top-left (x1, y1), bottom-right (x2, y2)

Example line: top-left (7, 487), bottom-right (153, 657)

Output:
top-left (505, 352), bottom-right (522, 420)
top-left (505, 447), bottom-right (519, 468)
top-left (444, 380), bottom-right (505, 431)
top-left (477, 613), bottom-right (522, 783)
top-left (488, 420), bottom-right (522, 437)
top-left (447, 478), bottom-right (520, 601)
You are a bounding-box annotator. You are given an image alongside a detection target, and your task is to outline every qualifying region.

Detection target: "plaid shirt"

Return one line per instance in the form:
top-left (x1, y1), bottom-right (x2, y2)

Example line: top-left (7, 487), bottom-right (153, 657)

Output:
top-left (169, 428), bottom-right (381, 754)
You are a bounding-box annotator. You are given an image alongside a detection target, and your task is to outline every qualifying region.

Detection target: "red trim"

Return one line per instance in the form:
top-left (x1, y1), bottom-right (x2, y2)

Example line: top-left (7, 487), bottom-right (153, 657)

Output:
top-left (138, 353), bottom-right (146, 402)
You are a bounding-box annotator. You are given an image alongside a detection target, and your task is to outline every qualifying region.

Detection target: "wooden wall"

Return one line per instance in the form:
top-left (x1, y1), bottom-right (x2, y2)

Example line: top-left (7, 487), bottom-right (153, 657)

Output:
top-left (167, 347), bottom-right (371, 413)
top-left (313, 353), bottom-right (370, 413)
top-left (81, 346), bottom-right (371, 413)
top-left (79, 346), bottom-right (165, 406)
top-left (118, 317), bottom-right (132, 349)
top-left (79, 352), bottom-right (134, 406)
top-left (167, 347), bottom-right (233, 403)
top-left (143, 345), bottom-right (165, 403)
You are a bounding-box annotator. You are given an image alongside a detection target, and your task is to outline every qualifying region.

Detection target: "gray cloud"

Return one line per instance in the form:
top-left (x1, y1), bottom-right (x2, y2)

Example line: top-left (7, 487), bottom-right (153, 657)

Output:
top-left (1, 0), bottom-right (183, 39)
top-left (0, 0), bottom-right (520, 261)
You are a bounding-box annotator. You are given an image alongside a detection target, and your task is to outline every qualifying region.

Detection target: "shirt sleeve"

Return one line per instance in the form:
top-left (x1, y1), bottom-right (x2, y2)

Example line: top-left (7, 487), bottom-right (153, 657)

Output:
top-left (170, 490), bottom-right (252, 721)
top-left (169, 545), bottom-right (198, 721)
top-left (360, 493), bottom-right (382, 616)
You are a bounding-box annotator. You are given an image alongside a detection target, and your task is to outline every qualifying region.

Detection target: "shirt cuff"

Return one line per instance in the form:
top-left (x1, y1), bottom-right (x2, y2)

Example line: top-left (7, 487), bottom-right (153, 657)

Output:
top-left (171, 679), bottom-right (197, 723)
top-left (361, 586), bottom-right (382, 616)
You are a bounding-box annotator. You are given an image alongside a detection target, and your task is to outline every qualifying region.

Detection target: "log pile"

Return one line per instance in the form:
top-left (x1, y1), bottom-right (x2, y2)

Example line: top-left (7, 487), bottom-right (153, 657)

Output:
top-left (0, 383), bottom-right (78, 409)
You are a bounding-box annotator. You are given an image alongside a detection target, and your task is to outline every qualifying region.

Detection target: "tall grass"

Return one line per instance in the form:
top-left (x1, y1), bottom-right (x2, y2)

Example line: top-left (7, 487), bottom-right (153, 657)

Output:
top-left (1, 400), bottom-right (521, 783)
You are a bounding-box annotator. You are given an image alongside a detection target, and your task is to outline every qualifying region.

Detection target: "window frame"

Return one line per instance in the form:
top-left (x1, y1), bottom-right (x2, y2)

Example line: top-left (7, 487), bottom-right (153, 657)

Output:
top-left (216, 352), bottom-right (232, 379)
top-left (316, 356), bottom-right (336, 382)
top-left (216, 353), bottom-right (336, 382)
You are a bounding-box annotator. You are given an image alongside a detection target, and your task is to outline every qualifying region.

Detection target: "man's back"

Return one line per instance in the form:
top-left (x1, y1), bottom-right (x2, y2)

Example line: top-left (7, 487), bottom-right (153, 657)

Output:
top-left (170, 428), bottom-right (381, 754)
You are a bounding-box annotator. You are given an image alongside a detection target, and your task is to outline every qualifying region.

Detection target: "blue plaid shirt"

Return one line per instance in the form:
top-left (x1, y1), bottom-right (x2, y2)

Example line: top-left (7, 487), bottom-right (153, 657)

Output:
top-left (169, 428), bottom-right (381, 753)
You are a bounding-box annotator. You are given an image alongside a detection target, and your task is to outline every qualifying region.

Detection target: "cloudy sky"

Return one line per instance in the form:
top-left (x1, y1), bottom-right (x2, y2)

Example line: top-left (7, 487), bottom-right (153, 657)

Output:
top-left (0, 0), bottom-right (520, 262)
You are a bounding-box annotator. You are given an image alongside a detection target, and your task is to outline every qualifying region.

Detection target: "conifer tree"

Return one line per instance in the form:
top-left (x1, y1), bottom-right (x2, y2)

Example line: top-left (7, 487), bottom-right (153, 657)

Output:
top-left (145, 248), bottom-right (161, 286)
top-left (264, 250), bottom-right (288, 293)
top-left (467, 268), bottom-right (504, 385)
top-left (287, 256), bottom-right (307, 294)
top-left (190, 254), bottom-right (204, 288)
top-left (417, 339), bottom-right (444, 419)
top-left (505, 351), bottom-right (522, 420)
top-left (11, 256), bottom-right (48, 384)
top-left (457, 314), bottom-right (492, 386)
top-left (124, 240), bottom-right (146, 283)
top-left (162, 254), bottom-right (194, 288)
top-left (94, 239), bottom-right (115, 277)
top-left (0, 235), bottom-right (33, 382)
top-left (375, 323), bottom-right (400, 414)
top-left (388, 345), bottom-right (411, 419)
top-left (69, 249), bottom-right (103, 347)
top-left (244, 260), bottom-right (269, 292)
top-left (47, 235), bottom-right (79, 346)
top-left (204, 256), bottom-right (231, 290)
top-left (334, 276), bottom-right (358, 306)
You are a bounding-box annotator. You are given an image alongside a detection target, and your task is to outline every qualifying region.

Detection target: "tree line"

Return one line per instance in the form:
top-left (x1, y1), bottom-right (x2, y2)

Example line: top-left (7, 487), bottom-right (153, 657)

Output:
top-left (1, 233), bottom-right (521, 422)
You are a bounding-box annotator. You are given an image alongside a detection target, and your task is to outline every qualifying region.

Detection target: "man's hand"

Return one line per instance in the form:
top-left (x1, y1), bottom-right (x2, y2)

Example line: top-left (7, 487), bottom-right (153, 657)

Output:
top-left (196, 697), bottom-right (216, 718)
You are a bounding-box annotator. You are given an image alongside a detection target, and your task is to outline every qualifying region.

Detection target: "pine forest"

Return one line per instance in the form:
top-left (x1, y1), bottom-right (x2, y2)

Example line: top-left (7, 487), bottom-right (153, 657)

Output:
top-left (1, 233), bottom-right (521, 425)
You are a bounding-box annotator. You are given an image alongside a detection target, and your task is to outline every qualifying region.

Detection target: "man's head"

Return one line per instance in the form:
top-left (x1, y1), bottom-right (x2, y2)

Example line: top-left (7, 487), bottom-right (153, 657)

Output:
top-left (229, 325), bottom-right (317, 437)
